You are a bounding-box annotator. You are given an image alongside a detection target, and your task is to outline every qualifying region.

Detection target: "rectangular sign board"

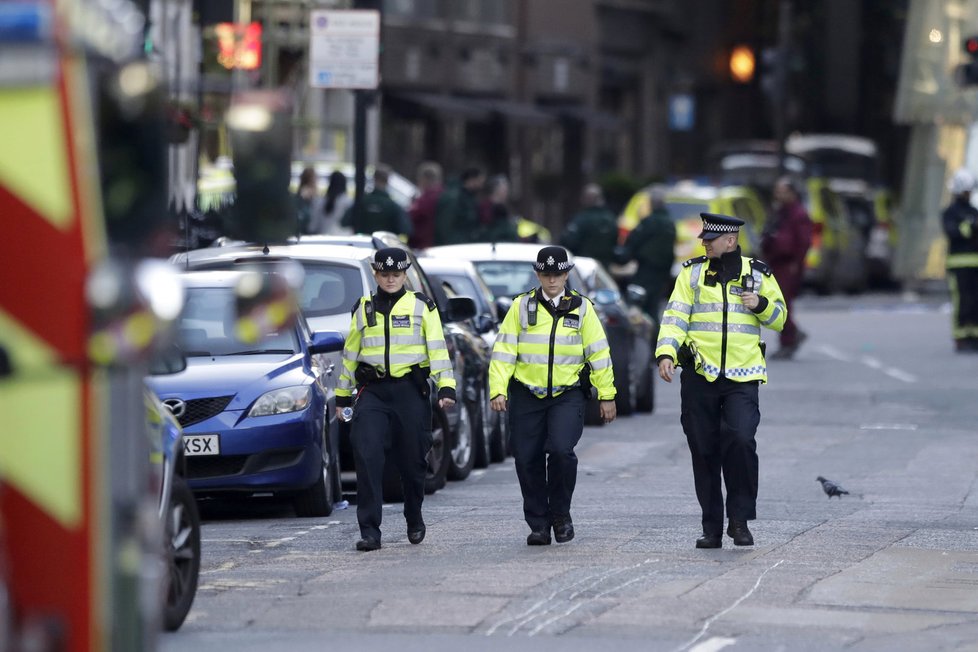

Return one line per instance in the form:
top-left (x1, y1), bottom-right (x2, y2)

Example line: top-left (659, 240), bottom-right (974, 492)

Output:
top-left (309, 9), bottom-right (380, 90)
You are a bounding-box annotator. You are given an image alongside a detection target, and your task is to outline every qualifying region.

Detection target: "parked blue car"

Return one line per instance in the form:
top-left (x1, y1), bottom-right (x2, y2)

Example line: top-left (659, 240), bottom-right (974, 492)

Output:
top-left (145, 271), bottom-right (345, 517)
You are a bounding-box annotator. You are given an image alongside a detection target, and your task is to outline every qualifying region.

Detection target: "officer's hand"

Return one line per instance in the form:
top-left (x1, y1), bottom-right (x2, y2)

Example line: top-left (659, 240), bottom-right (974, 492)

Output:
top-left (742, 292), bottom-right (760, 310)
top-left (599, 400), bottom-right (616, 424)
top-left (334, 406), bottom-right (345, 421)
top-left (439, 397), bottom-right (455, 409)
top-left (658, 358), bottom-right (675, 383)
top-left (490, 395), bottom-right (508, 412)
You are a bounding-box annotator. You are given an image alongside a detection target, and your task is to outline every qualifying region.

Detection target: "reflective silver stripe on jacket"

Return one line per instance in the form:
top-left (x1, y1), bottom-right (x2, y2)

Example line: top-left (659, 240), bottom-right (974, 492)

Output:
top-left (518, 353), bottom-right (582, 366)
top-left (522, 382), bottom-right (579, 398)
top-left (666, 300), bottom-right (691, 314)
top-left (496, 332), bottom-right (518, 345)
top-left (584, 339), bottom-right (609, 357)
top-left (491, 351), bottom-right (517, 364)
top-left (690, 262), bottom-right (704, 304)
top-left (687, 322), bottom-right (760, 336)
top-left (589, 357), bottom-right (612, 370)
top-left (657, 336), bottom-right (681, 351)
top-left (762, 304), bottom-right (784, 326)
top-left (692, 302), bottom-right (753, 316)
top-left (660, 315), bottom-right (688, 330)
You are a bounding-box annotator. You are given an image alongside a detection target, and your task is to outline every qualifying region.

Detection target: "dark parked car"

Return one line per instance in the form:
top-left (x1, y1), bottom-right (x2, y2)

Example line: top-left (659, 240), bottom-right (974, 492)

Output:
top-left (572, 256), bottom-right (656, 414)
top-left (145, 389), bottom-right (199, 631)
top-left (417, 256), bottom-right (507, 466)
top-left (144, 271), bottom-right (346, 517)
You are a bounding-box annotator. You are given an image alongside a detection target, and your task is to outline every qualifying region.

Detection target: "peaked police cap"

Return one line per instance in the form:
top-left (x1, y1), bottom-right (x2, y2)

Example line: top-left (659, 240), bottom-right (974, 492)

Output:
top-left (698, 213), bottom-right (745, 240)
top-left (532, 246), bottom-right (575, 273)
top-left (371, 247), bottom-right (412, 271)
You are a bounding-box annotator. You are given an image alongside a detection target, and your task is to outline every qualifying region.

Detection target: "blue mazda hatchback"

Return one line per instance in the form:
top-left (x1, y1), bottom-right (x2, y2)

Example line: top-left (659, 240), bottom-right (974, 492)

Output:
top-left (145, 271), bottom-right (345, 516)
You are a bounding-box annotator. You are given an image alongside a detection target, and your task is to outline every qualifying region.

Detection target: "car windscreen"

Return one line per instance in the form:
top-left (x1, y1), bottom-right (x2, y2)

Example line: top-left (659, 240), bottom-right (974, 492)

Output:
top-left (178, 287), bottom-right (298, 357)
top-left (665, 202), bottom-right (710, 224)
top-left (296, 262), bottom-right (365, 317)
top-left (473, 261), bottom-right (586, 298)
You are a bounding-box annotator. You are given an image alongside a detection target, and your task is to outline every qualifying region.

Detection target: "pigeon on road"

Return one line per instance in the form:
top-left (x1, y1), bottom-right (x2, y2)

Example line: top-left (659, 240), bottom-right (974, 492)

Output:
top-left (817, 476), bottom-right (849, 498)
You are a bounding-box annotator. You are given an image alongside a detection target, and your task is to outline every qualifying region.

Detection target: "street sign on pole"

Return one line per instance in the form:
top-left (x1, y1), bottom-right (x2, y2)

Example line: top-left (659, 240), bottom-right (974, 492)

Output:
top-left (309, 9), bottom-right (380, 90)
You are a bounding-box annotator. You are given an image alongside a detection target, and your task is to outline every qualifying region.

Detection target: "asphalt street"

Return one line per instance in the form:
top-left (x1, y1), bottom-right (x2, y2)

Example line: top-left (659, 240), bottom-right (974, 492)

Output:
top-left (161, 291), bottom-right (978, 652)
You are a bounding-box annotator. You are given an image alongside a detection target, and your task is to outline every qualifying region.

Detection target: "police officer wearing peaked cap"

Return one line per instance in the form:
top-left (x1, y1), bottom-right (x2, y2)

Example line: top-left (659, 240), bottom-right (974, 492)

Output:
top-left (656, 213), bottom-right (787, 549)
top-left (336, 247), bottom-right (456, 551)
top-left (489, 246), bottom-right (617, 546)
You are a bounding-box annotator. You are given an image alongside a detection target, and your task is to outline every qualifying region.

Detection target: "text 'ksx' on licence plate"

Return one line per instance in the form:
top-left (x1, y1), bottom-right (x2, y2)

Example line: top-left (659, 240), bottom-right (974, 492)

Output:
top-left (183, 434), bottom-right (219, 456)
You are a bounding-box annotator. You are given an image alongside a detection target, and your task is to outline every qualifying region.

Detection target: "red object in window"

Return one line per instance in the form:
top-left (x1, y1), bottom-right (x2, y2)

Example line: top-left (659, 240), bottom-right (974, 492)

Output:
top-left (215, 22), bottom-right (262, 70)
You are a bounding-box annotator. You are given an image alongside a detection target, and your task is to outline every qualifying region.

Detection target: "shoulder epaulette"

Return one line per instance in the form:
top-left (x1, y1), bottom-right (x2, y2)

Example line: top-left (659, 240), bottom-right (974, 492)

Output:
top-left (749, 257), bottom-right (773, 276)
top-left (563, 292), bottom-right (586, 310)
top-left (683, 255), bottom-right (708, 268)
top-left (350, 298), bottom-right (364, 315)
top-left (413, 291), bottom-right (438, 311)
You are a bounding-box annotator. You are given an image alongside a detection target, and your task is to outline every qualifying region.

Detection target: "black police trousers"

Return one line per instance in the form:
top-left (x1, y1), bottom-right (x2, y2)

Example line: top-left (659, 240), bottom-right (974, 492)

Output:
top-left (350, 377), bottom-right (432, 541)
top-left (680, 369), bottom-right (760, 534)
top-left (948, 266), bottom-right (978, 342)
top-left (508, 381), bottom-right (586, 532)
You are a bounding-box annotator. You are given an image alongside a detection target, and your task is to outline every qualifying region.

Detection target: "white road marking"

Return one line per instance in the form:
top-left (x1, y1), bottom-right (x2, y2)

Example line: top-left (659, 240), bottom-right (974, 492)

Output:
top-left (860, 423), bottom-right (919, 431)
top-left (672, 559), bottom-right (784, 652)
top-left (689, 637), bottom-right (737, 652)
top-left (817, 346), bottom-right (917, 383)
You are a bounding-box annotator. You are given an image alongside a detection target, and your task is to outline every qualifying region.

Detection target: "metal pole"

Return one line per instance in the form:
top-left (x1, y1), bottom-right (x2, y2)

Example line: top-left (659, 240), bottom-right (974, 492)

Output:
top-left (775, 0), bottom-right (792, 176)
top-left (353, 89), bottom-right (367, 232)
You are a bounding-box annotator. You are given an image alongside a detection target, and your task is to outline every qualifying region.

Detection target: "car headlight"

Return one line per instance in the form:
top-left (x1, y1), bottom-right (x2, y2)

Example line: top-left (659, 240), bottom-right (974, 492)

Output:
top-left (248, 386), bottom-right (311, 417)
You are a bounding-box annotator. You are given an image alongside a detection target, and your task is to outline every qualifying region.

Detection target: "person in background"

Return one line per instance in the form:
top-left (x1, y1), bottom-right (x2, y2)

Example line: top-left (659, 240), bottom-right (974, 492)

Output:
top-left (322, 170), bottom-right (352, 235)
top-left (479, 174), bottom-right (520, 243)
top-left (942, 168), bottom-right (978, 353)
top-left (656, 213), bottom-right (787, 549)
top-left (294, 166), bottom-right (323, 235)
top-left (343, 164), bottom-right (412, 239)
top-left (762, 176), bottom-right (813, 359)
top-left (408, 161), bottom-right (443, 249)
top-left (560, 184), bottom-right (619, 269)
top-left (489, 246), bottom-right (616, 546)
top-left (622, 187), bottom-right (677, 320)
top-left (434, 166), bottom-right (485, 245)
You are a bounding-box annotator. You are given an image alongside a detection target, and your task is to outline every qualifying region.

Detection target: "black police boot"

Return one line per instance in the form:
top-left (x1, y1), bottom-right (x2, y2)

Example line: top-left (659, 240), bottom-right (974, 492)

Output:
top-left (356, 537), bottom-right (382, 552)
top-left (695, 532), bottom-right (722, 549)
top-left (553, 517), bottom-right (574, 543)
top-left (526, 527), bottom-right (552, 546)
top-left (727, 520), bottom-right (754, 546)
top-left (407, 525), bottom-right (426, 545)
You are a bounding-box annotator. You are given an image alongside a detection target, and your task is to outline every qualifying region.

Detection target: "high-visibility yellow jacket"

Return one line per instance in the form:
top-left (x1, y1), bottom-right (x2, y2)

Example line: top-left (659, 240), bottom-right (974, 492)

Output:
top-left (489, 289), bottom-right (616, 400)
top-left (655, 255), bottom-right (787, 383)
top-left (337, 291), bottom-right (455, 403)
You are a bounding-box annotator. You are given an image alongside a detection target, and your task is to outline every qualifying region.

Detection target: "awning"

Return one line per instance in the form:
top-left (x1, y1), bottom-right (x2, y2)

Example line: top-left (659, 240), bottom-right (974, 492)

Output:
top-left (386, 91), bottom-right (492, 120)
top-left (546, 105), bottom-right (622, 130)
top-left (470, 98), bottom-right (554, 125)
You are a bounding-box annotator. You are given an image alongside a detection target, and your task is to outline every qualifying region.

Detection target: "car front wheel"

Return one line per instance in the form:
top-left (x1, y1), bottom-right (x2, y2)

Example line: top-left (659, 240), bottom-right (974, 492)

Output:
top-left (163, 476), bottom-right (200, 632)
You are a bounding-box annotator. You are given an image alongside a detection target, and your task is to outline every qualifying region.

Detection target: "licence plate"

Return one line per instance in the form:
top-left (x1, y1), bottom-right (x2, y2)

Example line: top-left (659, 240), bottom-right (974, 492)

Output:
top-left (183, 434), bottom-right (220, 456)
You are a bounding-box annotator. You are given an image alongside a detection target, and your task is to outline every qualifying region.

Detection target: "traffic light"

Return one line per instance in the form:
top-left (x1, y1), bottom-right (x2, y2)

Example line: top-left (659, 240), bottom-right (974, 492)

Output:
top-left (957, 35), bottom-right (978, 86)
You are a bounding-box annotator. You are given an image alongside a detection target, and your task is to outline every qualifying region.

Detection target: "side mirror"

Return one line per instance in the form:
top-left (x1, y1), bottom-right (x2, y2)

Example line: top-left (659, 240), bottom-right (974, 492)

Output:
top-left (495, 296), bottom-right (513, 317)
top-left (593, 288), bottom-right (619, 306)
top-left (310, 330), bottom-right (345, 354)
top-left (446, 297), bottom-right (477, 323)
top-left (473, 313), bottom-right (495, 334)
top-left (625, 284), bottom-right (647, 307)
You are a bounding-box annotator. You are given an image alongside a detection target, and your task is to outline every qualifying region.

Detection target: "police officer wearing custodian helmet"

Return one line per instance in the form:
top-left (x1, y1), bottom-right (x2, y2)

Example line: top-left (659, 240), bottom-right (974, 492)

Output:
top-left (336, 248), bottom-right (456, 551)
top-left (656, 214), bottom-right (786, 549)
top-left (489, 246), bottom-right (616, 545)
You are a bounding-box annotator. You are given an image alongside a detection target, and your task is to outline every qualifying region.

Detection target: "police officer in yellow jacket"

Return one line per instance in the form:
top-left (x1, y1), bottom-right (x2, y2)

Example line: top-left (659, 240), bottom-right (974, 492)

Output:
top-left (489, 246), bottom-right (616, 545)
top-left (656, 214), bottom-right (786, 549)
top-left (336, 248), bottom-right (456, 551)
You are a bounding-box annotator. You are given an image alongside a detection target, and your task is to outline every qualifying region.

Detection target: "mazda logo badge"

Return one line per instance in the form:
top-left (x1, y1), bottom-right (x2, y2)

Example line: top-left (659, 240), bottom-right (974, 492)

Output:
top-left (163, 398), bottom-right (186, 419)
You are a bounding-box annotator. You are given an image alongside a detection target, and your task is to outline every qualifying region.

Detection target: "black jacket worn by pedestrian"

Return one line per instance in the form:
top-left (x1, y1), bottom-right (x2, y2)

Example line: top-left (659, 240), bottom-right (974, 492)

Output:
top-left (942, 197), bottom-right (978, 260)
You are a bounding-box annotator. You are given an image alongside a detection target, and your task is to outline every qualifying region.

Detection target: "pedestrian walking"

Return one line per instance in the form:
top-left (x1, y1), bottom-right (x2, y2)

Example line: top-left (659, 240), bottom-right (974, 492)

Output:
top-left (560, 184), bottom-right (619, 269)
top-left (622, 187), bottom-right (677, 320)
top-left (479, 174), bottom-right (520, 243)
top-left (489, 246), bottom-right (616, 546)
top-left (942, 168), bottom-right (978, 353)
top-left (408, 161), bottom-right (443, 249)
top-left (434, 167), bottom-right (485, 245)
top-left (322, 170), bottom-right (352, 235)
top-left (656, 213), bottom-right (787, 549)
top-left (342, 165), bottom-right (412, 238)
top-left (336, 248), bottom-right (457, 551)
top-left (762, 176), bottom-right (813, 359)
top-left (294, 166), bottom-right (323, 235)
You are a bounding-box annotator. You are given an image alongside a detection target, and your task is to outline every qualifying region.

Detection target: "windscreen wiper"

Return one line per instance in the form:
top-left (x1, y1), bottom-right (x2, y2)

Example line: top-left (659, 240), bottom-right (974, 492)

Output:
top-left (224, 349), bottom-right (296, 355)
